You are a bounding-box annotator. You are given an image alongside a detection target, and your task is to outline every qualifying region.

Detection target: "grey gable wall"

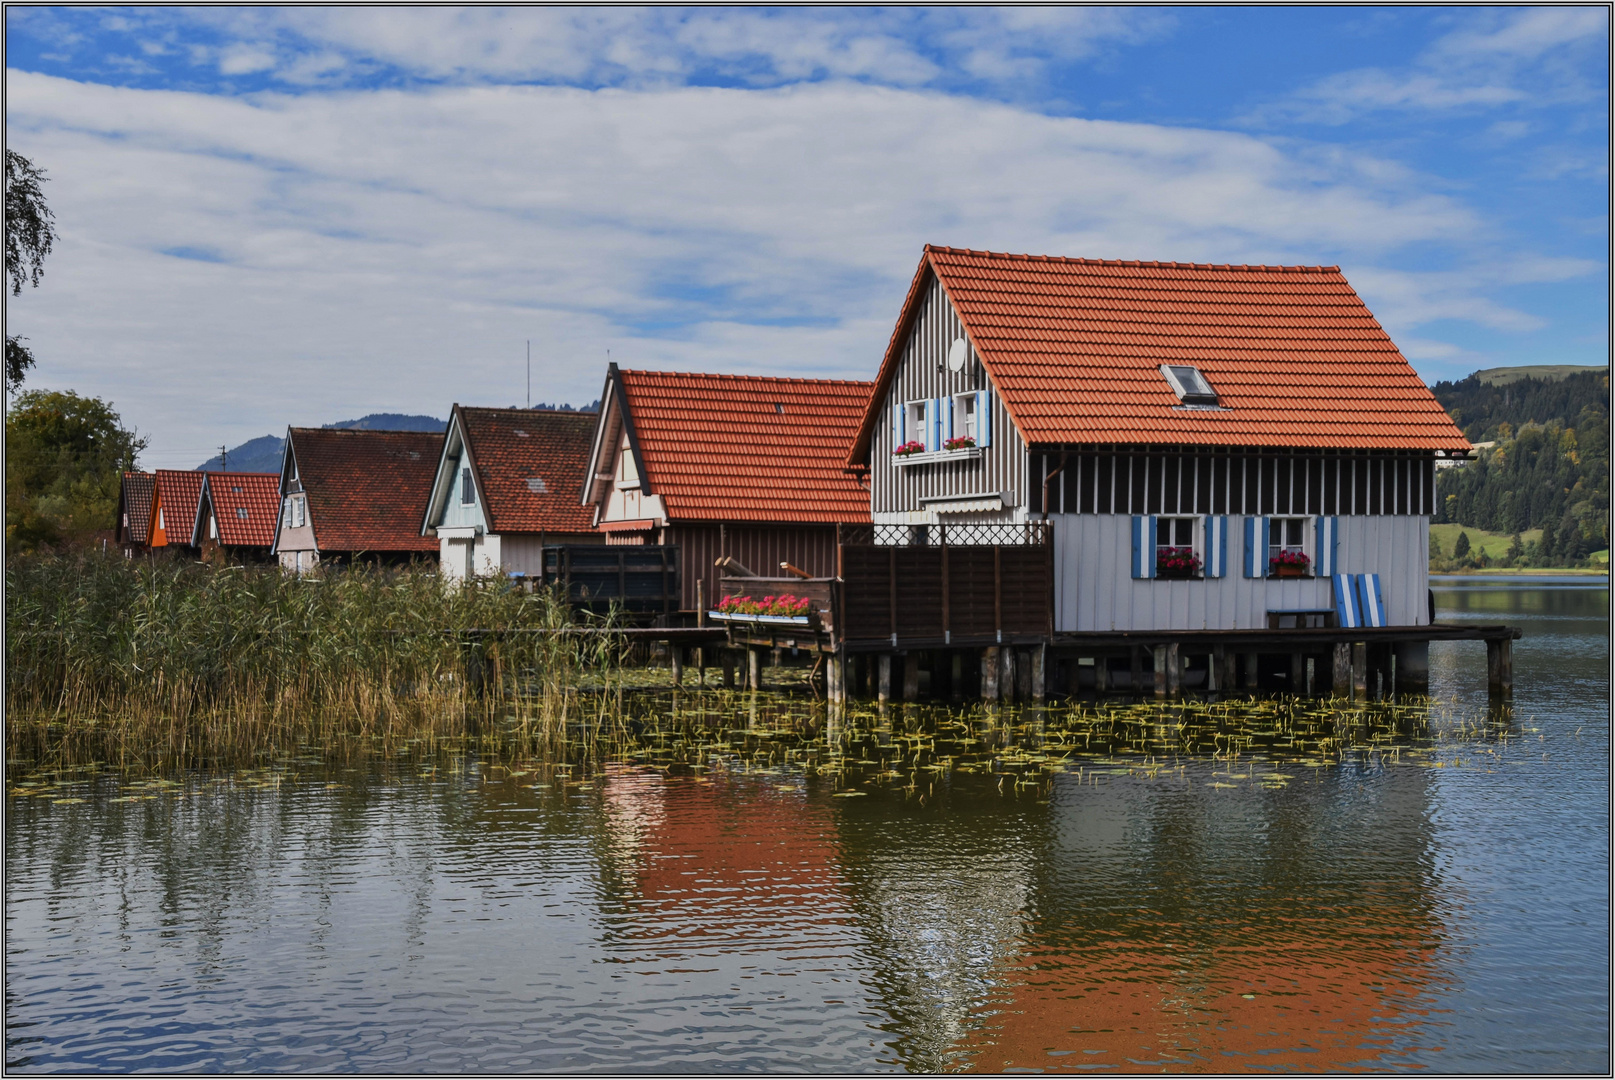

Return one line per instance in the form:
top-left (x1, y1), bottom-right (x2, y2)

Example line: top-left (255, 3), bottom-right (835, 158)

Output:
top-left (871, 276), bottom-right (1027, 519)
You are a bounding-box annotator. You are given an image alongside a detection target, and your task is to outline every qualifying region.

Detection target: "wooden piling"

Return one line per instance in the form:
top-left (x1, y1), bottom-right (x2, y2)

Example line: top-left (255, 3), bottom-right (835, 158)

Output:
top-left (903, 653), bottom-right (920, 701)
top-left (827, 650), bottom-right (844, 702)
top-left (878, 654), bottom-right (892, 702)
top-left (1001, 648), bottom-right (1017, 703)
top-left (748, 647), bottom-right (762, 692)
top-left (1243, 651), bottom-right (1260, 690)
top-left (1289, 651), bottom-right (1304, 695)
top-left (951, 652), bottom-right (964, 701)
top-left (670, 646), bottom-right (684, 686)
top-left (982, 647), bottom-right (1000, 701)
top-left (1152, 645), bottom-right (1168, 697)
top-left (1165, 643), bottom-right (1181, 695)
top-left (1332, 642), bottom-right (1352, 697)
top-left (1351, 642), bottom-right (1368, 697)
top-left (1487, 638), bottom-right (1513, 696)
top-left (1031, 646), bottom-right (1046, 701)
top-left (1394, 640), bottom-right (1429, 694)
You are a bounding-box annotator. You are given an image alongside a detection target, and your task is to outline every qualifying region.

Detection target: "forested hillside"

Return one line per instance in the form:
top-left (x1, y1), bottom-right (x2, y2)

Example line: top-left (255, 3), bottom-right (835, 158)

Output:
top-left (1430, 368), bottom-right (1609, 567)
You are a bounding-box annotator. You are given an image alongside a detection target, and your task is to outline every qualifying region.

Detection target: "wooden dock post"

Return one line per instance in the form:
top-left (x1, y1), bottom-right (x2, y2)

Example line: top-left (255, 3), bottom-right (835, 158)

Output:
top-left (982, 647), bottom-right (1000, 701)
top-left (1164, 643), bottom-right (1180, 695)
top-left (1290, 651), bottom-right (1304, 695)
top-left (1332, 643), bottom-right (1352, 697)
top-left (951, 652), bottom-right (964, 701)
top-left (1351, 642), bottom-right (1368, 697)
top-left (878, 654), bottom-right (892, 702)
top-left (1031, 646), bottom-right (1046, 701)
top-left (902, 653), bottom-right (920, 701)
top-left (1094, 655), bottom-right (1109, 692)
top-left (670, 646), bottom-right (684, 686)
top-left (1243, 651), bottom-right (1260, 690)
top-left (748, 647), bottom-right (763, 692)
top-left (1394, 640), bottom-right (1429, 694)
top-left (1487, 637), bottom-right (1513, 696)
top-left (1152, 646), bottom-right (1168, 697)
top-left (1001, 648), bottom-right (1017, 703)
top-left (827, 649), bottom-right (844, 702)
top-left (722, 650), bottom-right (737, 689)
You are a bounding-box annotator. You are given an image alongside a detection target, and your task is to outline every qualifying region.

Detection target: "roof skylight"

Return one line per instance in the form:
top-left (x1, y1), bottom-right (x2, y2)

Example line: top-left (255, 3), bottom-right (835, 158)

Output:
top-left (1161, 365), bottom-right (1220, 407)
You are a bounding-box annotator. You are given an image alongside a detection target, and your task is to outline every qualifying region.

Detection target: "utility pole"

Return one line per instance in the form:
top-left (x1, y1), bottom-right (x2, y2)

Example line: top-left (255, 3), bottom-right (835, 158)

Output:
top-left (219, 445), bottom-right (227, 471)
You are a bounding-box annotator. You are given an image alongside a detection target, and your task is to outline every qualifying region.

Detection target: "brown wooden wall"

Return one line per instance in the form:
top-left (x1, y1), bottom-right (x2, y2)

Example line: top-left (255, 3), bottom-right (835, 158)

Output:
top-left (666, 523), bottom-right (840, 612)
top-left (839, 542), bottom-right (1051, 644)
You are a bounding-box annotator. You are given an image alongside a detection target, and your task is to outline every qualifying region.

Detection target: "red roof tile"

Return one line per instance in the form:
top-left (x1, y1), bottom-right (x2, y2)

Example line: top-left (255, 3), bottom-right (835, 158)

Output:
top-left (459, 407), bottom-right (599, 534)
top-left (849, 246), bottom-right (1471, 461)
top-left (617, 370), bottom-right (873, 524)
top-left (201, 472), bottom-right (280, 546)
top-left (119, 472), bottom-right (155, 546)
top-left (152, 470), bottom-right (206, 547)
top-left (288, 428), bottom-right (440, 553)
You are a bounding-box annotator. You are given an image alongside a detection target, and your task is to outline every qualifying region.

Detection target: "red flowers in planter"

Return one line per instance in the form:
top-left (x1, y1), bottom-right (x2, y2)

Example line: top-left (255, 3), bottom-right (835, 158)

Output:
top-left (892, 440), bottom-right (926, 457)
top-left (717, 593), bottom-right (812, 617)
top-left (1269, 549), bottom-right (1311, 573)
top-left (943, 435), bottom-right (976, 451)
top-left (1156, 546), bottom-right (1202, 577)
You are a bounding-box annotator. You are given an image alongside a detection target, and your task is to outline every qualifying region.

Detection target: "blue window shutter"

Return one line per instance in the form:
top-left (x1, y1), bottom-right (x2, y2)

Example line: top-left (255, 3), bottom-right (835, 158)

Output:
top-left (1329, 516), bottom-right (1340, 576)
top-left (1204, 515), bottom-right (1227, 577)
top-left (933, 398), bottom-right (943, 449)
top-left (1357, 573), bottom-right (1385, 627)
top-left (1243, 517), bottom-right (1258, 577)
top-left (1334, 573), bottom-right (1360, 627)
top-left (945, 397), bottom-right (955, 441)
top-left (897, 399), bottom-right (906, 446)
top-left (892, 398), bottom-right (900, 449)
top-left (1315, 515), bottom-right (1341, 575)
top-left (1131, 516), bottom-right (1146, 578)
top-left (978, 390), bottom-right (991, 447)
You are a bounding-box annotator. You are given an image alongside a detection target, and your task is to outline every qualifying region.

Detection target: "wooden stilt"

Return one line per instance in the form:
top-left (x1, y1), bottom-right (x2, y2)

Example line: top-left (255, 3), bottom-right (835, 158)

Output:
top-left (670, 646), bottom-right (684, 686)
top-left (1290, 651), bottom-right (1304, 695)
top-left (1001, 647), bottom-right (1017, 703)
top-left (902, 653), bottom-right (920, 701)
top-left (951, 652), bottom-right (964, 701)
top-left (827, 650), bottom-right (844, 702)
top-left (1152, 645), bottom-right (1168, 697)
top-left (748, 647), bottom-right (763, 692)
top-left (1243, 651), bottom-right (1261, 690)
top-left (878, 654), bottom-right (892, 703)
top-left (1165, 643), bottom-right (1181, 695)
top-left (1394, 641), bottom-right (1429, 694)
top-left (1487, 638), bottom-right (1513, 696)
top-left (1094, 655), bottom-right (1109, 692)
top-left (982, 647), bottom-right (1000, 701)
top-left (1332, 642), bottom-right (1352, 697)
top-left (1031, 646), bottom-right (1046, 701)
top-left (722, 650), bottom-right (737, 689)
top-left (1351, 642), bottom-right (1368, 698)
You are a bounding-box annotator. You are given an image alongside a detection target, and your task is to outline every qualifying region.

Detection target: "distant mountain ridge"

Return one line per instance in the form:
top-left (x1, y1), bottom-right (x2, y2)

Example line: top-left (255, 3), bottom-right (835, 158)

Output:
top-left (197, 412), bottom-right (447, 471)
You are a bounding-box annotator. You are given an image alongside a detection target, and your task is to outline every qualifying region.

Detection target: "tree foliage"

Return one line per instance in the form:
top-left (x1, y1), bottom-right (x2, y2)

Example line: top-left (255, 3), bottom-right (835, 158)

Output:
top-left (5, 150), bottom-right (58, 393)
top-left (5, 390), bottom-right (147, 553)
top-left (1433, 370), bottom-right (1610, 565)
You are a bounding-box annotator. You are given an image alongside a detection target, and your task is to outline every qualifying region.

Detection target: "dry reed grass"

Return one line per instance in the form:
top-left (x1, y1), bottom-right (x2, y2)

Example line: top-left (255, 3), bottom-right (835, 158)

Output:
top-left (6, 552), bottom-right (626, 767)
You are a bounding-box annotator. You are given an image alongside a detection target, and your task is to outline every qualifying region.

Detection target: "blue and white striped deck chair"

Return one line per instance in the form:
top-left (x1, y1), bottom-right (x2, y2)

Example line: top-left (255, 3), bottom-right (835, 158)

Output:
top-left (1356, 573), bottom-right (1386, 628)
top-left (1333, 573), bottom-right (1361, 628)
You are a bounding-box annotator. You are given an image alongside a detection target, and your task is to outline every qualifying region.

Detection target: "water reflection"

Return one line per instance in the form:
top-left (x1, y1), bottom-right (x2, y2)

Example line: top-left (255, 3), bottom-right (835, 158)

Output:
top-left (6, 583), bottom-right (1608, 1072)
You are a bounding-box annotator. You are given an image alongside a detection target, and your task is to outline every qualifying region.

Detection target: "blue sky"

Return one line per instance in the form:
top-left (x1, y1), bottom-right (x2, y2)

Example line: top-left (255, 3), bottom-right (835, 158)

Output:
top-left (5, 6), bottom-right (1608, 468)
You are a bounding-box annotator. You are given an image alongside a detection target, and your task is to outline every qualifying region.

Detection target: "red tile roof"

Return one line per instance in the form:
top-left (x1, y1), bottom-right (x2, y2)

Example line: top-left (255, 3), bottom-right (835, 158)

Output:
top-left (201, 472), bottom-right (280, 546)
top-left (617, 369), bottom-right (873, 524)
top-left (288, 428), bottom-right (440, 554)
top-left (119, 471), bottom-right (155, 546)
top-left (850, 246), bottom-right (1471, 461)
top-left (152, 470), bottom-right (205, 547)
top-left (459, 407), bottom-right (599, 534)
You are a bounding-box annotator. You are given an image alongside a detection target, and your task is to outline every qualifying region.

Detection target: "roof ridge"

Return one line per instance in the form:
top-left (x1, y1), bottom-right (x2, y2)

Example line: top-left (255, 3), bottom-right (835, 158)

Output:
top-left (923, 244), bottom-right (1339, 274)
top-left (620, 368), bottom-right (875, 388)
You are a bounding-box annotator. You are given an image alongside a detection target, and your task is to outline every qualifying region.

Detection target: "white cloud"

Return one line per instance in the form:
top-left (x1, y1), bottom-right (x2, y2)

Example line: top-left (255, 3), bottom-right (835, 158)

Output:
top-left (1256, 7), bottom-right (1608, 125)
top-left (2, 70), bottom-right (1576, 467)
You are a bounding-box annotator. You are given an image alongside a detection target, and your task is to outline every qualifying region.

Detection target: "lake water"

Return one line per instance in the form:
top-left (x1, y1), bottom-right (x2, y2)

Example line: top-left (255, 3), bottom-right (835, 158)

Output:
top-left (7, 579), bottom-right (1609, 1072)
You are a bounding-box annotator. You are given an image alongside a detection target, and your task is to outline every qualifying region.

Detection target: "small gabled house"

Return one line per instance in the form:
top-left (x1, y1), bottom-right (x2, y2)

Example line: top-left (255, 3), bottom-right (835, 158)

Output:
top-left (115, 471), bottom-right (156, 557)
top-left (192, 472), bottom-right (280, 562)
top-left (274, 428), bottom-right (440, 574)
top-left (422, 406), bottom-right (601, 580)
top-left (148, 470), bottom-right (207, 555)
top-left (583, 366), bottom-right (874, 613)
top-left (846, 246), bottom-right (1471, 632)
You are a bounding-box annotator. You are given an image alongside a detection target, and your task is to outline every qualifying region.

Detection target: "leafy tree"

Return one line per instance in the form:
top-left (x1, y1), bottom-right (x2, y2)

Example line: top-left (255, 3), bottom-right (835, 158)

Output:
top-left (1452, 531), bottom-right (1471, 559)
top-left (5, 150), bottom-right (58, 393)
top-left (6, 389), bottom-right (146, 552)
top-left (1506, 532), bottom-right (1524, 564)
top-left (1428, 531), bottom-right (1443, 562)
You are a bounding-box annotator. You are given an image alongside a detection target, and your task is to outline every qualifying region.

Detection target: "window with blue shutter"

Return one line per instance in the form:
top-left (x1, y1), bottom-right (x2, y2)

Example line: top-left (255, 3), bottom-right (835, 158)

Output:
top-left (977, 389), bottom-right (991, 447)
top-left (1243, 516), bottom-right (1270, 578)
top-left (1203, 515), bottom-right (1228, 577)
top-left (1131, 515), bottom-right (1158, 578)
top-left (1313, 516), bottom-right (1340, 576)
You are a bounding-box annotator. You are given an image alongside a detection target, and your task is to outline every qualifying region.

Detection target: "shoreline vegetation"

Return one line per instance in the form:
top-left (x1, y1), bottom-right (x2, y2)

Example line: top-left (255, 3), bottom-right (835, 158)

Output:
top-left (7, 553), bottom-right (1499, 777)
top-left (6, 553), bottom-right (630, 767)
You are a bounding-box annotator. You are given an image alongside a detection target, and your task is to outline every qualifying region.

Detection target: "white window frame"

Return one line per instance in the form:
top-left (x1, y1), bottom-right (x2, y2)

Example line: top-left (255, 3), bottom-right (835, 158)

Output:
top-left (1155, 515), bottom-right (1203, 578)
top-left (1268, 515), bottom-right (1314, 574)
top-left (1159, 364), bottom-right (1220, 407)
top-left (460, 466), bottom-right (476, 505)
top-left (294, 497), bottom-right (305, 528)
top-left (904, 399), bottom-right (932, 451)
top-left (951, 392), bottom-right (978, 446)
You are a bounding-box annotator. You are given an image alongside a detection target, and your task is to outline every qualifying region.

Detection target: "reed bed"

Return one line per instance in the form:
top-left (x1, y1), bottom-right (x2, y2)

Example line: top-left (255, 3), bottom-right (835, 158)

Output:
top-left (6, 552), bottom-right (627, 767)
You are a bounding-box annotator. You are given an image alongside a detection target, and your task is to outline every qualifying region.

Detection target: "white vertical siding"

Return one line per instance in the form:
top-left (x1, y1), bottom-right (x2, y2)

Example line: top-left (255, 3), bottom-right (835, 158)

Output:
top-left (1052, 514), bottom-right (1429, 631)
top-left (871, 279), bottom-right (1025, 515)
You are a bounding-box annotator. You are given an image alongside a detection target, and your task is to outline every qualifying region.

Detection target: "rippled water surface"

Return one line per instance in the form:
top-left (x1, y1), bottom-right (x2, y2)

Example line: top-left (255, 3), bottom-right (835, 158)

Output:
top-left (7, 581), bottom-right (1609, 1072)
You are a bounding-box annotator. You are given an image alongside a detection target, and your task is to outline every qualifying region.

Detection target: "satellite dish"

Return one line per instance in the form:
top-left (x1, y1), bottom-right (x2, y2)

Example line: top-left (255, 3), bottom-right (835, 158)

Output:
top-left (947, 337), bottom-right (968, 372)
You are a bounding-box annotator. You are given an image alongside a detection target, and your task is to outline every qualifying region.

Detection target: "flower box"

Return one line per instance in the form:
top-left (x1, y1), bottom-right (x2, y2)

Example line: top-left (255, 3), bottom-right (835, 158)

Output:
top-left (1156, 546), bottom-right (1202, 579)
top-left (943, 435), bottom-right (977, 451)
top-left (892, 440), bottom-right (927, 458)
top-left (709, 611), bottom-right (814, 627)
top-left (713, 593), bottom-right (818, 628)
top-left (1269, 550), bottom-right (1312, 578)
top-left (1272, 563), bottom-right (1311, 578)
top-left (891, 446), bottom-right (985, 467)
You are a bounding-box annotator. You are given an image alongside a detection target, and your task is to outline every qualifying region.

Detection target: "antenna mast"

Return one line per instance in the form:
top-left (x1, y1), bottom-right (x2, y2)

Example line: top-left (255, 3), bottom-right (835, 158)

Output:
top-left (219, 445), bottom-right (227, 471)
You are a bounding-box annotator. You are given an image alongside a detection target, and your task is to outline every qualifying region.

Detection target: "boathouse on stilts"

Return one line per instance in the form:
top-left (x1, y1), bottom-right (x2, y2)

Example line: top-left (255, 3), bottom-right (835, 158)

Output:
top-left (715, 245), bottom-right (1518, 701)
